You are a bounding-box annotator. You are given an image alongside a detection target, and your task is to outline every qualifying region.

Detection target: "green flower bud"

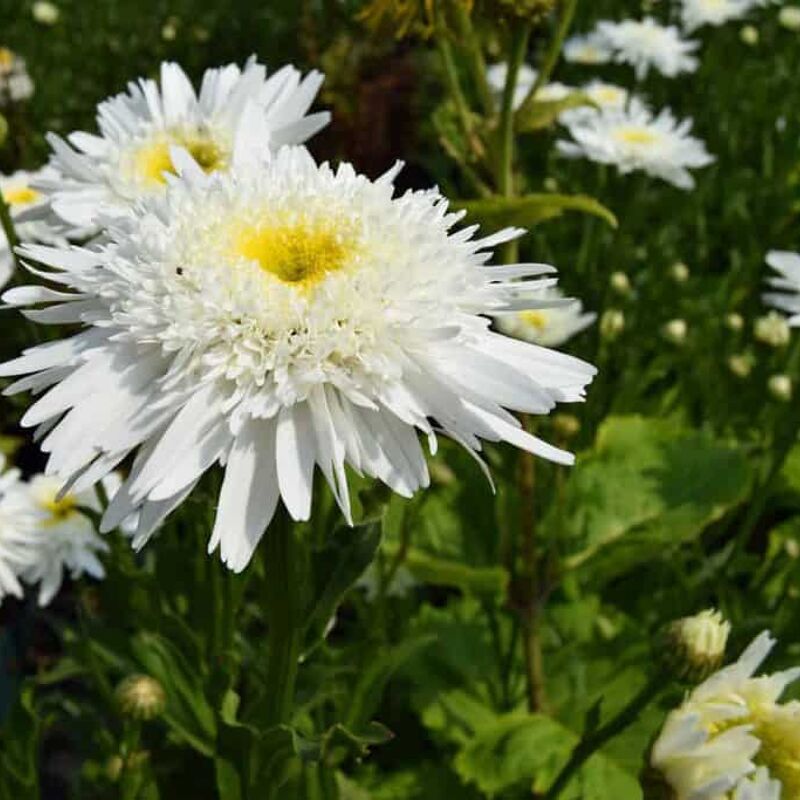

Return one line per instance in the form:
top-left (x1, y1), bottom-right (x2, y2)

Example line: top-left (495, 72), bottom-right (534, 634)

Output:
top-left (115, 675), bottom-right (166, 721)
top-left (661, 609), bottom-right (730, 683)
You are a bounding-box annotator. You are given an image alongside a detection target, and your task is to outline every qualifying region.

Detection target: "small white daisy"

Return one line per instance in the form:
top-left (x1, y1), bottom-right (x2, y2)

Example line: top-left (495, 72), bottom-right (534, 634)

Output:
top-left (0, 456), bottom-right (31, 602)
top-left (595, 17), bottom-right (700, 79)
top-left (486, 63), bottom-right (572, 111)
top-left (0, 47), bottom-right (34, 104)
top-left (763, 250), bottom-right (800, 325)
top-left (652, 630), bottom-right (800, 800)
top-left (40, 59), bottom-right (330, 229)
top-left (680, 0), bottom-right (755, 32)
top-left (0, 168), bottom-right (79, 288)
top-left (494, 288), bottom-right (595, 348)
top-left (563, 32), bottom-right (614, 65)
top-left (557, 98), bottom-right (714, 189)
top-left (0, 474), bottom-right (110, 606)
top-left (559, 81), bottom-right (632, 126)
top-left (0, 147), bottom-right (596, 573)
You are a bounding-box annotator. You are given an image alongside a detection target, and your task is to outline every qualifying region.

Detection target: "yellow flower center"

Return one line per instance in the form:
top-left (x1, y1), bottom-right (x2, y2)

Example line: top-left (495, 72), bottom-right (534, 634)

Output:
top-left (2, 184), bottom-right (41, 207)
top-left (0, 48), bottom-right (14, 70)
top-left (132, 131), bottom-right (226, 186)
top-left (233, 219), bottom-right (356, 288)
top-left (593, 87), bottom-right (624, 106)
top-left (519, 310), bottom-right (549, 331)
top-left (616, 126), bottom-right (659, 146)
top-left (42, 493), bottom-right (77, 522)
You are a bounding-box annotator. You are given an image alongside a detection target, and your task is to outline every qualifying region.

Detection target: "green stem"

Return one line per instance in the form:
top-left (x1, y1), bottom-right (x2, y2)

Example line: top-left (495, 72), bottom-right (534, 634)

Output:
top-left (543, 678), bottom-right (662, 800)
top-left (436, 31), bottom-right (476, 149)
top-left (448, 0), bottom-right (495, 116)
top-left (262, 511), bottom-right (303, 728)
top-left (518, 0), bottom-right (578, 115)
top-left (0, 186), bottom-right (20, 273)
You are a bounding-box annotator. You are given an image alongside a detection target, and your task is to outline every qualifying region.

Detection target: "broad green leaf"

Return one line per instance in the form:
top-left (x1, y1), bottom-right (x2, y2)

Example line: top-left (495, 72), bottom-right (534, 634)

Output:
top-left (456, 194), bottom-right (617, 233)
top-left (454, 712), bottom-right (641, 799)
top-left (515, 91), bottom-right (592, 132)
top-left (554, 416), bottom-right (752, 588)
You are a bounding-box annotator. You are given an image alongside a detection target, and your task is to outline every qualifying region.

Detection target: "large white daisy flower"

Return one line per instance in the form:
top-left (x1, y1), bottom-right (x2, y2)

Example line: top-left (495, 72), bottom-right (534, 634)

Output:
top-left (0, 474), bottom-right (111, 606)
top-left (494, 288), bottom-right (595, 348)
top-left (679, 0), bottom-right (755, 32)
top-left (557, 98), bottom-right (714, 189)
top-left (0, 168), bottom-right (78, 288)
top-left (0, 147), bottom-right (596, 573)
top-left (595, 18), bottom-right (700, 79)
top-left (652, 630), bottom-right (800, 800)
top-left (763, 250), bottom-right (800, 325)
top-left (39, 59), bottom-right (330, 229)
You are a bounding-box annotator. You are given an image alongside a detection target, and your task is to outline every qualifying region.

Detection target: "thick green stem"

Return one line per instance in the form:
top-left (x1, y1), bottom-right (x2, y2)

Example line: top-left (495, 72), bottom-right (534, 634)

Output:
top-left (262, 512), bottom-right (303, 728)
top-left (448, 0), bottom-right (495, 116)
top-left (518, 0), bottom-right (578, 114)
top-left (543, 678), bottom-right (662, 800)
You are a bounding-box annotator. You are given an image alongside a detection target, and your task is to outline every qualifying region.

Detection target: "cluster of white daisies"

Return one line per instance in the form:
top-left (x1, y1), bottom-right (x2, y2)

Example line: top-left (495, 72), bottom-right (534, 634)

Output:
top-left (0, 55), bottom-right (597, 601)
top-left (651, 612), bottom-right (800, 800)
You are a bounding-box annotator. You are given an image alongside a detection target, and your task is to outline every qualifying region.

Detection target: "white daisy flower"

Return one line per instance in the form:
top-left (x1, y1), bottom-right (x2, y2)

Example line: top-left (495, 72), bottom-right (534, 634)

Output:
top-left (734, 768), bottom-right (782, 800)
top-left (680, 0), bottom-right (754, 32)
top-left (0, 47), bottom-right (34, 104)
top-left (0, 474), bottom-right (110, 606)
top-left (559, 81), bottom-right (632, 126)
top-left (40, 59), bottom-right (330, 229)
top-left (0, 148), bottom-right (596, 573)
top-left (494, 288), bottom-right (595, 348)
top-left (0, 168), bottom-right (79, 288)
top-left (486, 63), bottom-right (572, 111)
top-left (557, 98), bottom-right (714, 190)
top-left (595, 17), bottom-right (700, 79)
top-left (763, 250), bottom-right (800, 325)
top-left (652, 630), bottom-right (800, 800)
top-left (0, 456), bottom-right (31, 602)
top-left (563, 32), bottom-right (613, 65)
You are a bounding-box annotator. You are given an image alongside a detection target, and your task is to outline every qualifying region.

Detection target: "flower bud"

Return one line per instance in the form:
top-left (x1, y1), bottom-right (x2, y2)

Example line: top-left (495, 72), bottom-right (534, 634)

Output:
top-left (610, 271), bottom-right (631, 295)
top-left (661, 609), bottom-right (730, 683)
top-left (779, 6), bottom-right (800, 31)
top-left (662, 319), bottom-right (687, 345)
top-left (768, 374), bottom-right (792, 402)
top-left (754, 312), bottom-right (790, 347)
top-left (727, 353), bottom-right (754, 378)
top-left (553, 413), bottom-right (581, 439)
top-left (488, 0), bottom-right (558, 23)
top-left (600, 309), bottom-right (625, 340)
top-left (725, 312), bottom-right (744, 332)
top-left (32, 1), bottom-right (59, 24)
top-left (670, 261), bottom-right (689, 284)
top-left (740, 25), bottom-right (759, 46)
top-left (115, 675), bottom-right (166, 721)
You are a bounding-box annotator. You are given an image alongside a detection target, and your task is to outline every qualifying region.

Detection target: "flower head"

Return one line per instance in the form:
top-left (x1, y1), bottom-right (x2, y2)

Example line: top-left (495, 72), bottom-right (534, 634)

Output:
top-left (563, 32), bottom-right (613, 65)
top-left (557, 99), bottom-right (714, 190)
top-left (0, 47), bottom-right (34, 104)
top-left (1, 148), bottom-right (596, 573)
top-left (754, 311), bottom-right (791, 346)
top-left (779, 6), bottom-right (800, 31)
top-left (494, 287), bottom-right (595, 347)
top-left (679, 0), bottom-right (754, 32)
top-left (594, 17), bottom-right (700, 79)
top-left (652, 631), bottom-right (800, 800)
top-left (763, 250), bottom-right (800, 326)
top-left (40, 60), bottom-right (330, 229)
top-left (116, 675), bottom-right (167, 720)
top-left (0, 456), bottom-right (31, 603)
top-left (663, 609), bottom-right (731, 682)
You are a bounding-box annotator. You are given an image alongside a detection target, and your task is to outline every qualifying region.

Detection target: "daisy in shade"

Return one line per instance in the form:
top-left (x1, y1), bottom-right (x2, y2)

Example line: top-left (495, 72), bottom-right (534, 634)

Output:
top-left (494, 288), bottom-right (595, 348)
top-left (557, 98), bottom-right (714, 190)
top-left (563, 32), bottom-right (613, 65)
top-left (0, 146), bottom-right (596, 573)
top-left (559, 81), bottom-right (632, 127)
top-left (595, 17), bottom-right (700, 79)
top-left (651, 630), bottom-right (800, 800)
top-left (679, 0), bottom-right (755, 32)
top-left (39, 59), bottom-right (330, 230)
top-left (763, 250), bottom-right (800, 325)
top-left (0, 168), bottom-right (80, 288)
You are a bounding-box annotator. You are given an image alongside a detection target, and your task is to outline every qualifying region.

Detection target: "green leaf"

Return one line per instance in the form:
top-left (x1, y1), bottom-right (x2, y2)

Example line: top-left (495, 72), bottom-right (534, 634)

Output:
top-left (0, 686), bottom-right (40, 800)
top-left (555, 416), bottom-right (752, 588)
top-left (515, 91), bottom-right (593, 132)
top-left (304, 521), bottom-right (382, 647)
top-left (394, 547), bottom-right (508, 595)
top-left (456, 194), bottom-right (617, 233)
top-left (454, 712), bottom-right (640, 799)
top-left (0, 114), bottom-right (7, 149)
top-left (130, 632), bottom-right (216, 756)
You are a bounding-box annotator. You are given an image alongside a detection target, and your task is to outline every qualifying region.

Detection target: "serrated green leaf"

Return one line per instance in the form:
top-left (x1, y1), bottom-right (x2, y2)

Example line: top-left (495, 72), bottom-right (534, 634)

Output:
top-left (456, 193), bottom-right (617, 233)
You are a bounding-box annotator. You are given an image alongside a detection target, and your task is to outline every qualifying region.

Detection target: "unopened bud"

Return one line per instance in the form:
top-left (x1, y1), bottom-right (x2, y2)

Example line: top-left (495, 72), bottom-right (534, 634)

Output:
top-left (662, 319), bottom-right (687, 345)
top-left (740, 25), bottom-right (759, 45)
top-left (670, 262), bottom-right (689, 284)
top-left (610, 271), bottom-right (631, 295)
top-left (116, 675), bottom-right (166, 721)
top-left (727, 353), bottom-right (754, 378)
top-left (600, 309), bottom-right (625, 340)
top-left (768, 374), bottom-right (792, 402)
top-left (779, 6), bottom-right (800, 31)
top-left (553, 413), bottom-right (581, 439)
top-left (32, 1), bottom-right (59, 24)
top-left (661, 609), bottom-right (730, 682)
top-left (755, 312), bottom-right (791, 347)
top-left (725, 312), bottom-right (744, 332)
